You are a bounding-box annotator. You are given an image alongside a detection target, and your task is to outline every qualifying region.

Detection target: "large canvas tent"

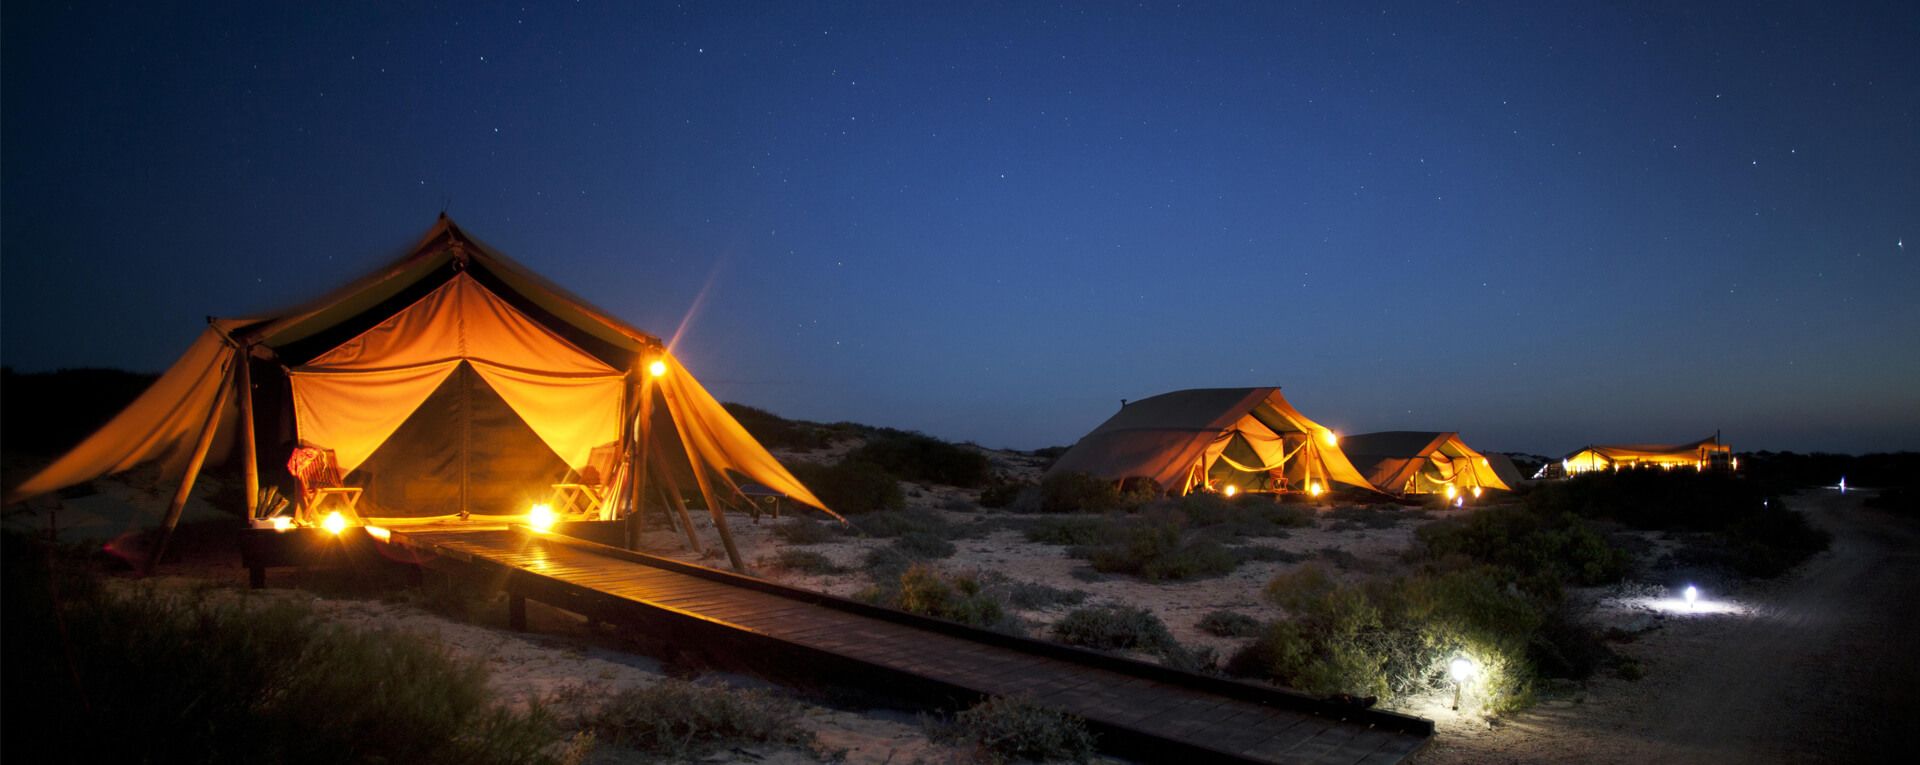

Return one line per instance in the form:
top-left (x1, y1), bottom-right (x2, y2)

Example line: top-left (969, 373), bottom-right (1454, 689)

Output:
top-left (1046, 388), bottom-right (1373, 495)
top-left (5, 216), bottom-right (835, 570)
top-left (1339, 431), bottom-right (1511, 497)
top-left (1558, 435), bottom-right (1732, 475)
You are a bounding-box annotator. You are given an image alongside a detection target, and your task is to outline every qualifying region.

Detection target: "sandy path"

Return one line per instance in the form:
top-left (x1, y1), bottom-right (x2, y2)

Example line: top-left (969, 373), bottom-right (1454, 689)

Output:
top-left (1419, 491), bottom-right (1920, 763)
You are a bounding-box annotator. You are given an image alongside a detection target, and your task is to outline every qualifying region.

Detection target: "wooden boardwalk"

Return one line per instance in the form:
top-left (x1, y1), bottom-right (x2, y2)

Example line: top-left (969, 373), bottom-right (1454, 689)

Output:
top-left (388, 526), bottom-right (1431, 764)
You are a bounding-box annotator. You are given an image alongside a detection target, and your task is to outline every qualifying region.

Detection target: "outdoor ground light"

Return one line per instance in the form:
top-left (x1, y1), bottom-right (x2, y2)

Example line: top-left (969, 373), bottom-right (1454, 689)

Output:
top-left (270, 516), bottom-right (294, 532)
top-left (1222, 484), bottom-right (1239, 497)
top-left (1308, 481), bottom-right (1324, 497)
top-left (321, 511), bottom-right (348, 535)
top-left (1449, 656), bottom-right (1477, 710)
top-left (1471, 486), bottom-right (1483, 498)
top-left (1444, 485), bottom-right (1459, 500)
top-left (1684, 584), bottom-right (1699, 609)
top-left (528, 503), bottom-right (557, 533)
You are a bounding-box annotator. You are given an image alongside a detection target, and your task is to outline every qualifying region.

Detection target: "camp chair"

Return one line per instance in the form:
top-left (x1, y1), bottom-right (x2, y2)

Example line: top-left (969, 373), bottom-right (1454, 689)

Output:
top-left (551, 443), bottom-right (623, 517)
top-left (287, 446), bottom-right (362, 524)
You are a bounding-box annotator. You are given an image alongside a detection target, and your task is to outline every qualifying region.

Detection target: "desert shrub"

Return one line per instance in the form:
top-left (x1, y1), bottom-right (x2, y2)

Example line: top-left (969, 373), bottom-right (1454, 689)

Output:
top-left (575, 679), bottom-right (813, 759)
top-left (1050, 605), bottom-right (1176, 654)
top-left (1527, 469), bottom-right (1764, 531)
top-left (1018, 515), bottom-right (1119, 547)
top-left (1081, 513), bottom-right (1239, 581)
top-left (1328, 504), bottom-right (1421, 529)
top-left (790, 460), bottom-right (904, 514)
top-left (849, 432), bottom-right (992, 488)
top-left (878, 564), bottom-right (1013, 630)
top-left (1037, 471), bottom-right (1135, 513)
top-left (932, 695), bottom-right (1096, 765)
top-left (978, 481), bottom-right (1028, 509)
top-left (1231, 544), bottom-right (1309, 564)
top-left (851, 508), bottom-right (955, 538)
top-left (1176, 493), bottom-right (1314, 537)
top-left (1228, 564), bottom-right (1552, 713)
top-left (1416, 506), bottom-right (1628, 589)
top-left (863, 546), bottom-right (917, 583)
top-left (1, 534), bottom-right (556, 765)
top-left (772, 517), bottom-right (843, 545)
top-left (1724, 503), bottom-right (1831, 577)
top-left (768, 549), bottom-right (844, 574)
top-left (979, 575), bottom-right (1089, 610)
top-left (894, 531), bottom-right (959, 560)
top-left (1197, 610), bottom-right (1262, 638)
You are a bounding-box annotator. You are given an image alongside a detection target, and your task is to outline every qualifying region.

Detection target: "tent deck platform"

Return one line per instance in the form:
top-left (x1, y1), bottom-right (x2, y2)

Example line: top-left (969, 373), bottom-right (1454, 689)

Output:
top-left (382, 526), bottom-right (1431, 765)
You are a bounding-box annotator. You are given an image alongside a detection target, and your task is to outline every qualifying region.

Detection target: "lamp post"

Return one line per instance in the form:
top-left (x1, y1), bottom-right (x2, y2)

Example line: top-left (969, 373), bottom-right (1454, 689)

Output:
top-left (1450, 657), bottom-right (1476, 711)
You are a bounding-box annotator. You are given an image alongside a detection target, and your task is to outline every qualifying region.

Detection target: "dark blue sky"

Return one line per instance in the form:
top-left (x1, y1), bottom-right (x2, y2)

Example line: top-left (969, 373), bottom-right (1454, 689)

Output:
top-left (4, 1), bottom-right (1916, 454)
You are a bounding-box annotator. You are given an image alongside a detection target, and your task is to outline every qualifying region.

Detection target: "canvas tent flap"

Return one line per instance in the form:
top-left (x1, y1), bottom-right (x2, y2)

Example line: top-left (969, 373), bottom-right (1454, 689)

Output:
top-left (655, 355), bottom-right (839, 519)
top-left (6, 328), bottom-right (236, 503)
top-left (289, 361), bottom-right (461, 474)
top-left (302, 273), bottom-right (615, 377)
top-left (470, 362), bottom-right (624, 470)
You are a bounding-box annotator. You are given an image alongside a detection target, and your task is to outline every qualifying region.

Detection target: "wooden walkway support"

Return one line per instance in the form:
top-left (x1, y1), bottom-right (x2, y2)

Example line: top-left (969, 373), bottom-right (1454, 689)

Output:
top-left (386, 527), bottom-right (1431, 765)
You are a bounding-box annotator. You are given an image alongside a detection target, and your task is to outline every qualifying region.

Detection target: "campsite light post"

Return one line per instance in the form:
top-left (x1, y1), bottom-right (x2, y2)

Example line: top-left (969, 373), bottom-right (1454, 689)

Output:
top-left (1450, 657), bottom-right (1476, 711)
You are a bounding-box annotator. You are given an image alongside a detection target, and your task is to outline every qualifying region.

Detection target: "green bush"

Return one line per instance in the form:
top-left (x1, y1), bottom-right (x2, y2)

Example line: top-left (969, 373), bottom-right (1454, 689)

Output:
top-left (1037, 471), bottom-right (1139, 513)
top-left (1050, 605), bottom-right (1176, 654)
top-left (880, 564), bottom-right (1014, 630)
top-left (1197, 610), bottom-right (1262, 638)
top-left (1, 534), bottom-right (557, 765)
top-left (772, 517), bottom-right (842, 545)
top-left (849, 432), bottom-right (992, 488)
top-left (768, 549), bottom-right (845, 574)
top-left (851, 508), bottom-right (955, 538)
top-left (978, 481), bottom-right (1028, 509)
top-left (789, 460), bottom-right (904, 514)
top-left (1724, 504), bottom-right (1831, 577)
top-left (932, 695), bottom-right (1097, 765)
top-left (982, 577), bottom-right (1089, 610)
top-left (1416, 506), bottom-right (1628, 589)
top-left (1175, 493), bottom-right (1314, 537)
top-left (1081, 513), bottom-right (1239, 581)
top-left (1019, 516), bottom-right (1119, 546)
top-left (1327, 504), bottom-right (1421, 529)
top-left (574, 680), bottom-right (814, 759)
top-left (894, 531), bottom-right (959, 560)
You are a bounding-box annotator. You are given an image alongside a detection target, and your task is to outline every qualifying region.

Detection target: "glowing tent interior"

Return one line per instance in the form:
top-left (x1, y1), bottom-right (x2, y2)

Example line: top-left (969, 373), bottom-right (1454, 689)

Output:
top-left (1557, 435), bottom-right (1733, 475)
top-left (3, 216), bottom-right (837, 571)
top-left (1045, 387), bottom-right (1374, 496)
top-left (1338, 431), bottom-right (1512, 497)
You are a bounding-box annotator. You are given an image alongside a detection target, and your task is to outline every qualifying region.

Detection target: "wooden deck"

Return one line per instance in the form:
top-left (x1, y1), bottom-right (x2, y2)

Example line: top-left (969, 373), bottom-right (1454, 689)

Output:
top-left (387, 526), bottom-right (1431, 764)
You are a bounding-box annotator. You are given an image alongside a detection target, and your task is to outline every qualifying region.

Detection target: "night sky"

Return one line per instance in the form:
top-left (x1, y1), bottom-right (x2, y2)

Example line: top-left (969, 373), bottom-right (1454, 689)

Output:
top-left (4, 2), bottom-right (1916, 455)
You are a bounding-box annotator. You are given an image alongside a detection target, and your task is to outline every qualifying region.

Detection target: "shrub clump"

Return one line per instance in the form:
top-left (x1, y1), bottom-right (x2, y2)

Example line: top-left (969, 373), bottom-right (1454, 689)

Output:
top-left (849, 432), bottom-right (993, 488)
top-left (1050, 605), bottom-right (1176, 654)
top-left (772, 517), bottom-right (843, 545)
top-left (1080, 512), bottom-right (1239, 581)
top-left (864, 564), bottom-right (1017, 632)
top-left (768, 549), bottom-right (845, 575)
top-left (1019, 516), bottom-right (1118, 547)
top-left (790, 459), bottom-right (904, 514)
top-left (1416, 506), bottom-right (1628, 590)
top-left (573, 680), bottom-right (815, 759)
top-left (1036, 471), bottom-right (1156, 513)
top-left (721, 403), bottom-right (834, 451)
top-left (1176, 492), bottom-right (1315, 536)
top-left (850, 508), bottom-right (956, 538)
top-left (978, 481), bottom-right (1029, 509)
top-left (982, 577), bottom-right (1089, 611)
top-left (1197, 610), bottom-right (1263, 638)
top-left (931, 695), bottom-right (1097, 765)
top-left (894, 531), bottom-right (959, 560)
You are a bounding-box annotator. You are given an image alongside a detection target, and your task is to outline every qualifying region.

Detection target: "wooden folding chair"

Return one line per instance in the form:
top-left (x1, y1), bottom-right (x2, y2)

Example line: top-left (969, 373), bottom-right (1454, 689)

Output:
top-left (551, 443), bottom-right (623, 518)
top-left (287, 446), bottom-right (362, 524)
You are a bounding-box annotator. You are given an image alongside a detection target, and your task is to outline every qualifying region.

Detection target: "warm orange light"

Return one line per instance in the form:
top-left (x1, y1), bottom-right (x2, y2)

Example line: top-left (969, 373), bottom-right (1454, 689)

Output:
top-left (1445, 485), bottom-right (1460, 500)
top-left (528, 503), bottom-right (557, 533)
top-left (648, 359), bottom-right (668, 378)
top-left (365, 525), bottom-right (391, 543)
top-left (322, 511), bottom-right (348, 535)
top-left (1471, 486), bottom-right (1484, 498)
top-left (270, 516), bottom-right (294, 532)
top-left (1320, 430), bottom-right (1338, 447)
top-left (1222, 485), bottom-right (1239, 497)
top-left (1308, 481), bottom-right (1324, 497)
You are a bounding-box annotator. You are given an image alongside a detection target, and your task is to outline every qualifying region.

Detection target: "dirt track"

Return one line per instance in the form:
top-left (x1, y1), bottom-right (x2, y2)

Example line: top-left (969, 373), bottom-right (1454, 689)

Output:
top-left (1419, 490), bottom-right (1920, 764)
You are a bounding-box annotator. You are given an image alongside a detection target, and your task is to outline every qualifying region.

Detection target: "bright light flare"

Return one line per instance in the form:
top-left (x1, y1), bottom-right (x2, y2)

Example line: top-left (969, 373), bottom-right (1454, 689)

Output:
top-left (365, 525), bottom-right (391, 543)
top-left (1308, 481), bottom-right (1324, 497)
top-left (528, 503), bottom-right (557, 533)
top-left (270, 516), bottom-right (294, 532)
top-left (1449, 657), bottom-right (1477, 683)
top-left (1320, 430), bottom-right (1338, 447)
top-left (647, 359), bottom-right (668, 378)
top-left (1471, 486), bottom-right (1483, 498)
top-left (1444, 485), bottom-right (1459, 500)
top-left (1684, 585), bottom-right (1699, 607)
top-left (1222, 484), bottom-right (1239, 497)
top-left (321, 511), bottom-right (348, 535)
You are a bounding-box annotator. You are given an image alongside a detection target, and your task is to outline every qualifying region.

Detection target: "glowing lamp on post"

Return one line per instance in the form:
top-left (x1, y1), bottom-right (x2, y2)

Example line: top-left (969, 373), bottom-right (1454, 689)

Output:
top-left (1222, 484), bottom-right (1238, 498)
top-left (1471, 486), bottom-right (1483, 499)
top-left (1308, 481), bottom-right (1324, 498)
top-left (528, 503), bottom-right (557, 533)
top-left (1449, 656), bottom-right (1477, 711)
top-left (1683, 584), bottom-right (1698, 610)
top-left (1444, 485), bottom-right (1459, 501)
top-left (322, 511), bottom-right (348, 536)
top-left (648, 359), bottom-right (668, 378)
top-left (1320, 430), bottom-right (1338, 447)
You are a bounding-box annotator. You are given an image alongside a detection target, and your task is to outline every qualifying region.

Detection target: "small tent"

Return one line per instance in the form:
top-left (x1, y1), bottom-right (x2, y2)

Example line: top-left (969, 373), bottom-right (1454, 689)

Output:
top-left (1558, 435), bottom-right (1732, 475)
top-left (1339, 431), bottom-right (1511, 497)
top-left (4, 216), bottom-right (836, 570)
top-left (1045, 387), bottom-right (1373, 495)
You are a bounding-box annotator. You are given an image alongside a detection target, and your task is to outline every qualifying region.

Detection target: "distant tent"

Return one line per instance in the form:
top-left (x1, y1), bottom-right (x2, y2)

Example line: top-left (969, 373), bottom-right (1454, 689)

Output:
top-left (4, 216), bottom-right (836, 570)
top-left (1483, 453), bottom-right (1527, 489)
top-left (1339, 431), bottom-right (1511, 496)
top-left (1557, 435), bottom-right (1732, 475)
top-left (1045, 387), bottom-right (1373, 495)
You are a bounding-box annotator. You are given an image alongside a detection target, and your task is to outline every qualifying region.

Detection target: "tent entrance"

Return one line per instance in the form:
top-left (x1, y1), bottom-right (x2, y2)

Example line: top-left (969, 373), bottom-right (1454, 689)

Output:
top-left (347, 362), bottom-right (571, 519)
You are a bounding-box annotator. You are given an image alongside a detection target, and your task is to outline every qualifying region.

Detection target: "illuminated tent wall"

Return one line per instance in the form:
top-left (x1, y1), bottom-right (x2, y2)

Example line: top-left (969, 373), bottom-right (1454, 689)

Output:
top-left (1483, 452), bottom-right (1527, 490)
top-left (1045, 387), bottom-right (1374, 496)
top-left (4, 216), bottom-right (834, 571)
top-left (1339, 431), bottom-right (1512, 497)
top-left (1559, 435), bottom-right (1732, 475)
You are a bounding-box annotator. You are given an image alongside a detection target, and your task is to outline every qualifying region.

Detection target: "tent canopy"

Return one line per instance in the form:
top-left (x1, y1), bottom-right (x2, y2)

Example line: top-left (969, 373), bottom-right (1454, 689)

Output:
top-left (6, 216), bottom-right (833, 525)
top-left (1340, 431), bottom-right (1512, 495)
top-left (1561, 435), bottom-right (1731, 474)
top-left (1045, 387), bottom-right (1374, 495)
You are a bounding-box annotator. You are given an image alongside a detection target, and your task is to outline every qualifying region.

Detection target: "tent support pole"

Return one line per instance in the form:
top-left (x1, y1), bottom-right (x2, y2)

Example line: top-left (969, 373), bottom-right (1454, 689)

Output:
top-left (626, 377), bottom-right (654, 550)
top-left (238, 350), bottom-right (259, 519)
top-left (146, 356), bottom-right (235, 575)
top-left (690, 463), bottom-right (744, 572)
top-left (649, 447), bottom-right (703, 554)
